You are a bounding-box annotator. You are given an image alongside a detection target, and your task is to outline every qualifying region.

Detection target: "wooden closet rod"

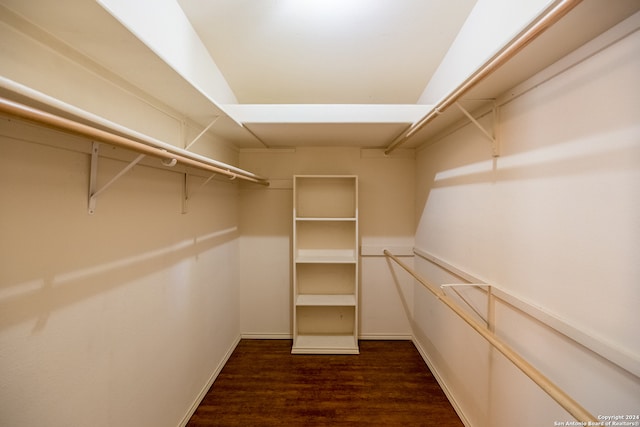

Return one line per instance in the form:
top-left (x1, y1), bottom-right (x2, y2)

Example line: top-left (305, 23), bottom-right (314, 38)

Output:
top-left (0, 77), bottom-right (269, 185)
top-left (383, 249), bottom-right (598, 424)
top-left (384, 0), bottom-right (583, 155)
top-left (0, 97), bottom-right (269, 185)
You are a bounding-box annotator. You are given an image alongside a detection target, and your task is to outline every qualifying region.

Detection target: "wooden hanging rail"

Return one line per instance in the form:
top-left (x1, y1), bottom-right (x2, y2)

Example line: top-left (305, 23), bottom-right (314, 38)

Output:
top-left (384, 0), bottom-right (583, 154)
top-left (0, 96), bottom-right (269, 186)
top-left (383, 249), bottom-right (597, 424)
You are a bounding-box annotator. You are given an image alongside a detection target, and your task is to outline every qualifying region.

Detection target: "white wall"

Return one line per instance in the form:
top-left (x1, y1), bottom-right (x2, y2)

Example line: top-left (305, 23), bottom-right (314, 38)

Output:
top-left (239, 147), bottom-right (415, 339)
top-left (0, 13), bottom-right (243, 427)
top-left (410, 20), bottom-right (640, 427)
top-left (0, 119), bottom-right (243, 427)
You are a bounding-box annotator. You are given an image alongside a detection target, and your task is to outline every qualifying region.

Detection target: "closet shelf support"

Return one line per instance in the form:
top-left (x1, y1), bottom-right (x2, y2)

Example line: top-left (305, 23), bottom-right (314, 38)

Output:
top-left (181, 172), bottom-right (218, 214)
top-left (454, 101), bottom-right (499, 157)
top-left (88, 142), bottom-right (146, 214)
top-left (0, 85), bottom-right (270, 186)
top-left (185, 116), bottom-right (219, 150)
top-left (441, 283), bottom-right (491, 326)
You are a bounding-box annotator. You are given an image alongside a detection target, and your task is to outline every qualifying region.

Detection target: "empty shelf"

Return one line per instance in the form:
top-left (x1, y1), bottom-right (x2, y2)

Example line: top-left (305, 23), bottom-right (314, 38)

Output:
top-left (296, 249), bottom-right (357, 263)
top-left (292, 334), bottom-right (359, 354)
top-left (296, 294), bottom-right (357, 306)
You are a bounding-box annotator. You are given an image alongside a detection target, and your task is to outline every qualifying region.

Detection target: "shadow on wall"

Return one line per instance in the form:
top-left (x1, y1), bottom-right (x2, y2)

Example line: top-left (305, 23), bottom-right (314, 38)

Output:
top-left (384, 255), bottom-right (415, 330)
top-left (0, 226), bottom-right (238, 332)
top-left (414, 33), bottom-right (639, 229)
top-left (0, 125), bottom-right (240, 333)
top-left (429, 127), bottom-right (637, 190)
top-left (385, 252), bottom-right (492, 426)
top-left (414, 113), bottom-right (638, 234)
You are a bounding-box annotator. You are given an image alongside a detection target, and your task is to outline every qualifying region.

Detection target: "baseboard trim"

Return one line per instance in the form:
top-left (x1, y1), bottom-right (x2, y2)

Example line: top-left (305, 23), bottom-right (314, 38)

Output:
top-left (359, 333), bottom-right (413, 340)
top-left (241, 332), bottom-right (292, 339)
top-left (178, 334), bottom-right (242, 427)
top-left (240, 333), bottom-right (412, 341)
top-left (411, 336), bottom-right (472, 427)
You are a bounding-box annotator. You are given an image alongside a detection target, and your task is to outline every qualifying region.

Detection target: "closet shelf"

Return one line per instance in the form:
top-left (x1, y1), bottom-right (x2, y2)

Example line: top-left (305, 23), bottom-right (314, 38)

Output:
top-left (295, 217), bottom-right (356, 222)
top-left (296, 294), bottom-right (356, 306)
top-left (295, 250), bottom-right (357, 264)
top-left (0, 78), bottom-right (271, 214)
top-left (292, 335), bottom-right (359, 355)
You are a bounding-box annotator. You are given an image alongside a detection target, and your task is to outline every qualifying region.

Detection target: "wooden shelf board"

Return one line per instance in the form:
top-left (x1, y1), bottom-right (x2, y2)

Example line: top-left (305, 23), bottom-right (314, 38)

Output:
top-left (296, 250), bottom-right (356, 264)
top-left (296, 294), bottom-right (356, 306)
top-left (296, 256), bottom-right (356, 264)
top-left (295, 217), bottom-right (356, 221)
top-left (292, 334), bottom-right (359, 354)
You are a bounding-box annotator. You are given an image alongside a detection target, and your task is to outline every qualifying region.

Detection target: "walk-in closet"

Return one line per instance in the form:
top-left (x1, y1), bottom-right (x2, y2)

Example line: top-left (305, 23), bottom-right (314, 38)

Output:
top-left (1, 1), bottom-right (639, 426)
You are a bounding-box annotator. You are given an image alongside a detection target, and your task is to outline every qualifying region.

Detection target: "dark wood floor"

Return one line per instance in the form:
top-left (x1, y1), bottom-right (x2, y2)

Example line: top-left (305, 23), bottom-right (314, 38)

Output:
top-left (187, 340), bottom-right (463, 426)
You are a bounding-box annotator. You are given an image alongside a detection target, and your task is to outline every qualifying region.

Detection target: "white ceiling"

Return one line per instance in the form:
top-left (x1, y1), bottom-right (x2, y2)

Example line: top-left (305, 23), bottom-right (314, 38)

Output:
top-left (1, 0), bottom-right (639, 151)
top-left (177, 0), bottom-right (476, 105)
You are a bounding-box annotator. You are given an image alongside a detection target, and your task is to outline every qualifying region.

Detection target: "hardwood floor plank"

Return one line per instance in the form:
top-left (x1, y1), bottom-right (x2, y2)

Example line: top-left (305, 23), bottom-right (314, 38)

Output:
top-left (187, 340), bottom-right (463, 426)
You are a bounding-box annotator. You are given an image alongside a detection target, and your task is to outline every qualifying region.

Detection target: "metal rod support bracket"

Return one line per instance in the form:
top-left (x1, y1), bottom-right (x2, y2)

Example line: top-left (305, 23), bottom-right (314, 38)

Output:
top-left (455, 101), bottom-right (500, 157)
top-left (88, 142), bottom-right (100, 214)
top-left (88, 142), bottom-right (146, 214)
top-left (182, 172), bottom-right (218, 214)
top-left (185, 116), bottom-right (219, 151)
top-left (441, 284), bottom-right (490, 326)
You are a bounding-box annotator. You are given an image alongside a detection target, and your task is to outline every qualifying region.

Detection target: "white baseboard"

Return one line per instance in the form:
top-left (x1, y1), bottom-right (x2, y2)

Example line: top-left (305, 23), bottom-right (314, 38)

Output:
top-left (359, 333), bottom-right (413, 340)
top-left (240, 332), bottom-right (292, 339)
top-left (240, 333), bottom-right (412, 341)
top-left (411, 336), bottom-right (472, 427)
top-left (178, 334), bottom-right (242, 427)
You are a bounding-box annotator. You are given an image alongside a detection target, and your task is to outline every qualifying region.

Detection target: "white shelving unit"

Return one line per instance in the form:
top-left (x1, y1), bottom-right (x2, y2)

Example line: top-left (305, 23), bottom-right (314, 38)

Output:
top-left (292, 175), bottom-right (359, 354)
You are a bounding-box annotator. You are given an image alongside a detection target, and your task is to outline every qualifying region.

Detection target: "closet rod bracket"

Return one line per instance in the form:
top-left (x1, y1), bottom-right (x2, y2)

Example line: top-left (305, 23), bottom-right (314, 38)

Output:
top-left (441, 283), bottom-right (491, 327)
top-left (455, 101), bottom-right (499, 157)
top-left (88, 141), bottom-right (146, 214)
top-left (185, 116), bottom-right (220, 151)
top-left (88, 142), bottom-right (99, 214)
top-left (181, 172), bottom-right (218, 214)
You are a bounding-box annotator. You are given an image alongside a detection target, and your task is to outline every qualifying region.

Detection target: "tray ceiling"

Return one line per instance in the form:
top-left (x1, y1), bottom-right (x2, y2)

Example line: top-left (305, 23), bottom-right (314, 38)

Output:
top-left (1, 0), bottom-right (638, 150)
top-left (177, 0), bottom-right (476, 105)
